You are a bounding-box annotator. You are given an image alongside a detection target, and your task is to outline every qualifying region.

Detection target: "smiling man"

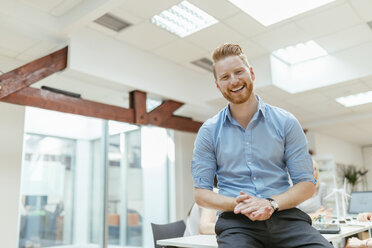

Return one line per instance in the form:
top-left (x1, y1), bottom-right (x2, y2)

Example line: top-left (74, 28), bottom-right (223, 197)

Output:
top-left (191, 43), bottom-right (333, 247)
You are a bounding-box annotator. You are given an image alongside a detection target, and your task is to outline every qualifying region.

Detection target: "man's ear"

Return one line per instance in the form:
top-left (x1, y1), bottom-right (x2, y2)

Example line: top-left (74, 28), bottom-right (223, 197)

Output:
top-left (215, 80), bottom-right (220, 89)
top-left (249, 67), bottom-right (255, 81)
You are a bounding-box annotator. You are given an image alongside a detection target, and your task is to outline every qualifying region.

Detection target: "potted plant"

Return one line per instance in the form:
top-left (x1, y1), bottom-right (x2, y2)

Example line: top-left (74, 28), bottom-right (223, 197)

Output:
top-left (340, 164), bottom-right (368, 192)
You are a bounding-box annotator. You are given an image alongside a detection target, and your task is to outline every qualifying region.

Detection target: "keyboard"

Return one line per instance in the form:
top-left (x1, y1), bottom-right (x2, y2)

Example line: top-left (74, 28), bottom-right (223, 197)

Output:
top-left (312, 223), bottom-right (341, 234)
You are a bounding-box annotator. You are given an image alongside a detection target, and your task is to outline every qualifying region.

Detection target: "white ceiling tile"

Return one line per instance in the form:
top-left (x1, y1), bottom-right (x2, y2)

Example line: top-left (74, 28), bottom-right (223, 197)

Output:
top-left (349, 102), bottom-right (372, 113)
top-left (0, 28), bottom-right (37, 53)
top-left (186, 23), bottom-right (247, 51)
top-left (183, 61), bottom-right (213, 74)
top-left (87, 23), bottom-right (118, 37)
top-left (361, 75), bottom-right (372, 88)
top-left (51, 0), bottom-right (83, 16)
top-left (0, 47), bottom-right (18, 58)
top-left (350, 0), bottom-right (372, 22)
top-left (224, 12), bottom-right (266, 38)
top-left (115, 21), bottom-right (178, 50)
top-left (284, 91), bottom-right (329, 107)
top-left (0, 55), bottom-right (27, 73)
top-left (295, 3), bottom-right (363, 37)
top-left (308, 101), bottom-right (353, 118)
top-left (188, 0), bottom-right (240, 20)
top-left (239, 39), bottom-right (268, 60)
top-left (252, 23), bottom-right (311, 51)
top-left (118, 0), bottom-right (182, 19)
top-left (21, 41), bottom-right (58, 58)
top-left (315, 24), bottom-right (372, 53)
top-left (15, 53), bottom-right (36, 63)
top-left (110, 7), bottom-right (145, 25)
top-left (317, 79), bottom-right (370, 98)
top-left (206, 97), bottom-right (229, 110)
top-left (152, 40), bottom-right (208, 63)
top-left (256, 85), bottom-right (292, 100)
top-left (21, 0), bottom-right (63, 13)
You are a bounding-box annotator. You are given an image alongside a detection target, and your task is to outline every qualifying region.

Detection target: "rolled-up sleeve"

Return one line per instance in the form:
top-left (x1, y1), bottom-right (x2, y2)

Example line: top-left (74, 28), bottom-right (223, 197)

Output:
top-left (191, 124), bottom-right (216, 190)
top-left (284, 114), bottom-right (316, 185)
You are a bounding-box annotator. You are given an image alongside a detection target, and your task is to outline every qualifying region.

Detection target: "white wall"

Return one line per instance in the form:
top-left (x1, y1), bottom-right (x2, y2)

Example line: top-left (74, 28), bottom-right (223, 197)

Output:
top-left (362, 146), bottom-right (372, 190)
top-left (313, 131), bottom-right (364, 167)
top-left (0, 102), bottom-right (25, 247)
top-left (174, 130), bottom-right (197, 221)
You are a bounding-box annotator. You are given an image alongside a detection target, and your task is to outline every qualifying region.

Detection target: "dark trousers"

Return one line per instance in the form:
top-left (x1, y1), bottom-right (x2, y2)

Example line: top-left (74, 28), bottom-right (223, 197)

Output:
top-left (215, 208), bottom-right (333, 248)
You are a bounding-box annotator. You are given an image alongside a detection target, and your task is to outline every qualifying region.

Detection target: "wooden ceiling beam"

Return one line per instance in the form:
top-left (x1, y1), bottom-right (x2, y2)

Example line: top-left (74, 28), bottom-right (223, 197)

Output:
top-left (1, 87), bottom-right (135, 123)
top-left (129, 90), bottom-right (148, 124)
top-left (0, 47), bottom-right (68, 99)
top-left (148, 100), bottom-right (183, 126)
top-left (0, 47), bottom-right (202, 133)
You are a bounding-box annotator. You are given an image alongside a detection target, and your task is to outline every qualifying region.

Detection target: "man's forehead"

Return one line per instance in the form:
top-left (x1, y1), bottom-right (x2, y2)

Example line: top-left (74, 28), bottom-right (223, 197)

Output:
top-left (215, 56), bottom-right (248, 73)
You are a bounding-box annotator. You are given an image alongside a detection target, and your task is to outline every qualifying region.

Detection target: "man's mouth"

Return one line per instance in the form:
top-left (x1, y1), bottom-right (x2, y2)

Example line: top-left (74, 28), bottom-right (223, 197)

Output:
top-left (230, 85), bottom-right (245, 93)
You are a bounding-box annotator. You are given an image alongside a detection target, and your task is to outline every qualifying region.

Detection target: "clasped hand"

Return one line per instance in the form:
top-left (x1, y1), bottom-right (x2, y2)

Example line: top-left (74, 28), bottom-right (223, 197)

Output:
top-left (234, 191), bottom-right (274, 221)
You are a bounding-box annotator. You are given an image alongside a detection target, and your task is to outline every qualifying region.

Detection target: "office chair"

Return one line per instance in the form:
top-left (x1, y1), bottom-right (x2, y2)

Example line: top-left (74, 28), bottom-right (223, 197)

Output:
top-left (151, 220), bottom-right (186, 248)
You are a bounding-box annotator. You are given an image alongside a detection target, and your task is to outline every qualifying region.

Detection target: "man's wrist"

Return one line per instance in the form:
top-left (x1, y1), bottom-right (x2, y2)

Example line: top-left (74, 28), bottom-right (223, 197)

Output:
top-left (266, 198), bottom-right (279, 212)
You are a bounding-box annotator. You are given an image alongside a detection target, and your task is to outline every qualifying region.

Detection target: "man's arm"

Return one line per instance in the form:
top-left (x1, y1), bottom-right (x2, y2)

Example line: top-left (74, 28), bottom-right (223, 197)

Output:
top-left (235, 181), bottom-right (315, 221)
top-left (271, 181), bottom-right (315, 211)
top-left (194, 188), bottom-right (237, 211)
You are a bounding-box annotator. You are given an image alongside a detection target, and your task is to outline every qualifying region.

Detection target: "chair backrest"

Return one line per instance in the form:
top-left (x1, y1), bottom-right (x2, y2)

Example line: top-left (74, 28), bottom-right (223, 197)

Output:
top-left (151, 220), bottom-right (186, 248)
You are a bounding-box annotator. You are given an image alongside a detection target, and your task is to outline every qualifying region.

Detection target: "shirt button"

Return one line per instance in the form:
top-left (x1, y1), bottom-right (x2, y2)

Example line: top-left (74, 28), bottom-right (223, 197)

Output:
top-left (248, 162), bottom-right (252, 165)
top-left (257, 194), bottom-right (262, 198)
top-left (253, 177), bottom-right (256, 180)
top-left (246, 142), bottom-right (249, 145)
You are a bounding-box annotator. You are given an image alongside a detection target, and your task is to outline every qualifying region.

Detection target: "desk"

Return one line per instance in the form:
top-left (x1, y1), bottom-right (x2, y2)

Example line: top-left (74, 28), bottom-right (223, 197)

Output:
top-left (158, 222), bottom-right (372, 248)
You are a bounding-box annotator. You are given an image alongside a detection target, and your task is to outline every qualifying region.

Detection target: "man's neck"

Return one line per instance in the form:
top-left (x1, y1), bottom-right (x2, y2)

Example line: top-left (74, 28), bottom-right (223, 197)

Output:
top-left (229, 93), bottom-right (258, 129)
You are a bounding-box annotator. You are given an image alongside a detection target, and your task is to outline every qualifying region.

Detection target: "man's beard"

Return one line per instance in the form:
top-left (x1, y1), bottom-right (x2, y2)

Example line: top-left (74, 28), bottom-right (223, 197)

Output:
top-left (221, 82), bottom-right (253, 104)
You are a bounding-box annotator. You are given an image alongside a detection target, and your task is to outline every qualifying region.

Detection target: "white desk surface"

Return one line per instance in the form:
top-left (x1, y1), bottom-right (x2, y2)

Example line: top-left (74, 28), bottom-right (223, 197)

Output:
top-left (158, 222), bottom-right (372, 248)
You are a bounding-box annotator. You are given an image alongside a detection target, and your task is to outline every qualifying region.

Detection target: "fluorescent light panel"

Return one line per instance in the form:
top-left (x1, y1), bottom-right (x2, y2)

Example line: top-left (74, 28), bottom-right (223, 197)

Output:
top-left (151, 1), bottom-right (218, 37)
top-left (228, 0), bottom-right (335, 26)
top-left (272, 40), bottom-right (328, 65)
top-left (336, 91), bottom-right (372, 107)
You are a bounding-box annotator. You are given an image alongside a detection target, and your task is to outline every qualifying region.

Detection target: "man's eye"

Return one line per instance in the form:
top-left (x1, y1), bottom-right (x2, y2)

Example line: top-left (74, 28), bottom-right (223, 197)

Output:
top-left (236, 70), bottom-right (243, 74)
top-left (222, 76), bottom-right (229, 80)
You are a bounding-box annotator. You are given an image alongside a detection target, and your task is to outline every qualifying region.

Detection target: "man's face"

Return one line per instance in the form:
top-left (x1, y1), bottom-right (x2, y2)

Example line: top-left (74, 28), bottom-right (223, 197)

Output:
top-left (214, 55), bottom-right (254, 104)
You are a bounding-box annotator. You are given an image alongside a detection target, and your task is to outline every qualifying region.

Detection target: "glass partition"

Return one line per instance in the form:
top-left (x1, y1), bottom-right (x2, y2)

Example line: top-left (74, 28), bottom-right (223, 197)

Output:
top-left (18, 108), bottom-right (174, 248)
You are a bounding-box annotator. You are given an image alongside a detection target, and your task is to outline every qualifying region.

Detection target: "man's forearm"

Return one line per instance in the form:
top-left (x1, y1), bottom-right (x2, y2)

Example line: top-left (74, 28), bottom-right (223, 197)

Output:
top-left (194, 188), bottom-right (237, 211)
top-left (271, 181), bottom-right (315, 211)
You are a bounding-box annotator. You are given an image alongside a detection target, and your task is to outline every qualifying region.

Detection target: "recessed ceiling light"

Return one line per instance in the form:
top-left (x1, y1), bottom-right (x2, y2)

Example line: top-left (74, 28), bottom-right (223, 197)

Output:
top-left (336, 90), bottom-right (372, 107)
top-left (272, 40), bottom-right (328, 65)
top-left (228, 0), bottom-right (335, 26)
top-left (151, 1), bottom-right (218, 38)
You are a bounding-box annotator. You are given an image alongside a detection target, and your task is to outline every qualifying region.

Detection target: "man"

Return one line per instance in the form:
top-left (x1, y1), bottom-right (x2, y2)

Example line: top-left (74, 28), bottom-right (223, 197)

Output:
top-left (191, 43), bottom-right (333, 247)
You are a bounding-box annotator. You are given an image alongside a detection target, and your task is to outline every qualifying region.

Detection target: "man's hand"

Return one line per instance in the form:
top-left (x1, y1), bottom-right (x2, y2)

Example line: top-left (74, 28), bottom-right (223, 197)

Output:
top-left (357, 212), bottom-right (372, 222)
top-left (234, 191), bottom-right (274, 221)
top-left (345, 237), bottom-right (368, 248)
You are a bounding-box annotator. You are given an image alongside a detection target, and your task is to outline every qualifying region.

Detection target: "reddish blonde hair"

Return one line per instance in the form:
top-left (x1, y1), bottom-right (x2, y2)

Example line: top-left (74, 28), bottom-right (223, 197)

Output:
top-left (212, 43), bottom-right (250, 80)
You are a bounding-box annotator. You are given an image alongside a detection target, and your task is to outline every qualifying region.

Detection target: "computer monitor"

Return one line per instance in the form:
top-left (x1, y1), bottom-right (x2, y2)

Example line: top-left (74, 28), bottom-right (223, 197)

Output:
top-left (348, 191), bottom-right (372, 214)
top-left (25, 195), bottom-right (48, 209)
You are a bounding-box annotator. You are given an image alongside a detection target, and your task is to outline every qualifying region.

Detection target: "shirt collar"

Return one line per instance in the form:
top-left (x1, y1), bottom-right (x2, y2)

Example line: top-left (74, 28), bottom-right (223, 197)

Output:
top-left (223, 94), bottom-right (266, 123)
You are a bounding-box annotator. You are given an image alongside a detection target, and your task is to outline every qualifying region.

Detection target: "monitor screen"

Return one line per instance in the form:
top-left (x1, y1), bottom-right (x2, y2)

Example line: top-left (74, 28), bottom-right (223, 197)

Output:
top-left (25, 195), bottom-right (48, 208)
top-left (348, 191), bottom-right (372, 214)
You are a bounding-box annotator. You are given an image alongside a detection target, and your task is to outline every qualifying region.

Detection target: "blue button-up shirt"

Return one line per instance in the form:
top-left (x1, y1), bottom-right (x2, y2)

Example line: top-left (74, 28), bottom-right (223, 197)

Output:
top-left (191, 95), bottom-right (315, 199)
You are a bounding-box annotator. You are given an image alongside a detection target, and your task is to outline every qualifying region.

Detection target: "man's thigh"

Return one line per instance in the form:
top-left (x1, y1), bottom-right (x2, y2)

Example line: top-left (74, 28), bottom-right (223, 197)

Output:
top-left (270, 208), bottom-right (333, 248)
top-left (215, 212), bottom-right (271, 248)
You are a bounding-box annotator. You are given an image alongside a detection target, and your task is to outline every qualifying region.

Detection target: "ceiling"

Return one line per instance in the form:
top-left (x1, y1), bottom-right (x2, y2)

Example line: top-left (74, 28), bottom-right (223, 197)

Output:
top-left (1, 0), bottom-right (372, 146)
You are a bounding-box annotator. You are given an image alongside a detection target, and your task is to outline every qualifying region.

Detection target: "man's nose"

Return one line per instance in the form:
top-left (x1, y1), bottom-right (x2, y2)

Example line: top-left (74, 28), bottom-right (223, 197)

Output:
top-left (230, 74), bottom-right (239, 85)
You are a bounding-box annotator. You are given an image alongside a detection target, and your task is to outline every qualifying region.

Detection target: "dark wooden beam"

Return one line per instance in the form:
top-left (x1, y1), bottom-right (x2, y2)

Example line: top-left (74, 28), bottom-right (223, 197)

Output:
top-left (129, 90), bottom-right (148, 124)
top-left (1, 87), bottom-right (135, 123)
top-left (148, 100), bottom-right (183, 125)
top-left (158, 116), bottom-right (202, 133)
top-left (0, 47), bottom-right (68, 99)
